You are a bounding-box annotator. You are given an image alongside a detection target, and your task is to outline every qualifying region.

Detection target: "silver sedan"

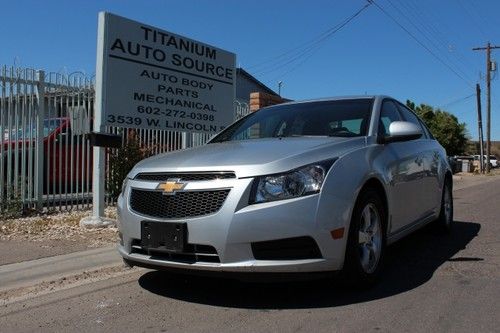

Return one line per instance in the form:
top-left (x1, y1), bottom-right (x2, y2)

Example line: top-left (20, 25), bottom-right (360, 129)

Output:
top-left (117, 95), bottom-right (453, 286)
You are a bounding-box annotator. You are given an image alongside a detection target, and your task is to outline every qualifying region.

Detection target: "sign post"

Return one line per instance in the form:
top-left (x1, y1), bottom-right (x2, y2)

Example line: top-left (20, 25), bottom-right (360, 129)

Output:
top-left (81, 12), bottom-right (114, 228)
top-left (81, 12), bottom-right (236, 227)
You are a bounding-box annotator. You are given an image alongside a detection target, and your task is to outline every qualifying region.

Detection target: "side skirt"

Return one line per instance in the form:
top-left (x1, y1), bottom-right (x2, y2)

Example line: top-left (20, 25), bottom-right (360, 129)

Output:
top-left (386, 213), bottom-right (437, 245)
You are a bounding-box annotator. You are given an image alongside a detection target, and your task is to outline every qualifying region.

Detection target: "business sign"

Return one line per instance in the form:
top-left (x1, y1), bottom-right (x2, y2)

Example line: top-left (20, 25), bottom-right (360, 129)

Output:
top-left (96, 12), bottom-right (236, 133)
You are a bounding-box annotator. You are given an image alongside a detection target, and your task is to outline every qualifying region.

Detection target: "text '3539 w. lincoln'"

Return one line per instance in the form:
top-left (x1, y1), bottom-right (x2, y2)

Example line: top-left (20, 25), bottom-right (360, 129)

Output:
top-left (117, 95), bottom-right (453, 286)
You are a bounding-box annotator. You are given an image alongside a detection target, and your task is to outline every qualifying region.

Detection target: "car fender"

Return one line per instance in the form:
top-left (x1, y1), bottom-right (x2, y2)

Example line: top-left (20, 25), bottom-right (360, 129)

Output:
top-left (315, 143), bottom-right (390, 264)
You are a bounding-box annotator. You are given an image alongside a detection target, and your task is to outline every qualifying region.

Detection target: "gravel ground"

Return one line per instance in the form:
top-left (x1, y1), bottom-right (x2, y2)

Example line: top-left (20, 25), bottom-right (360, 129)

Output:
top-left (0, 208), bottom-right (118, 265)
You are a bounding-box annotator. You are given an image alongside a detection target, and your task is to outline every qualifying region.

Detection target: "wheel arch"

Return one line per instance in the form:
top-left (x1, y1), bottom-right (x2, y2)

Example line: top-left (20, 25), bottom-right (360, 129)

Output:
top-left (355, 177), bottom-right (389, 232)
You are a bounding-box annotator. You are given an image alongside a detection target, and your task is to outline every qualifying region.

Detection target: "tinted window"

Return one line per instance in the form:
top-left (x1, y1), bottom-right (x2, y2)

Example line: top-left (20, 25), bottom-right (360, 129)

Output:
top-left (210, 99), bottom-right (374, 143)
top-left (379, 100), bottom-right (402, 136)
top-left (397, 103), bottom-right (425, 133)
top-left (418, 119), bottom-right (432, 139)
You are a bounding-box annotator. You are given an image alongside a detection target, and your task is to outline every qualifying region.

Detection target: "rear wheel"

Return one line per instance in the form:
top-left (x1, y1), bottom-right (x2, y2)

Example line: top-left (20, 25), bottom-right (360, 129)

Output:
top-left (342, 189), bottom-right (386, 287)
top-left (436, 178), bottom-right (453, 232)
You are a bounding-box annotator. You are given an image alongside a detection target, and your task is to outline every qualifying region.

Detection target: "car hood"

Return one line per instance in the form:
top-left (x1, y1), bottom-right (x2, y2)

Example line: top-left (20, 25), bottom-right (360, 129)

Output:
top-left (130, 136), bottom-right (366, 178)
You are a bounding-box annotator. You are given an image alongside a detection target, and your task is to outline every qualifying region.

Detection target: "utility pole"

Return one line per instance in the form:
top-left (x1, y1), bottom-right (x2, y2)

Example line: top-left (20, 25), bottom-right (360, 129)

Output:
top-left (473, 42), bottom-right (500, 173)
top-left (476, 83), bottom-right (485, 173)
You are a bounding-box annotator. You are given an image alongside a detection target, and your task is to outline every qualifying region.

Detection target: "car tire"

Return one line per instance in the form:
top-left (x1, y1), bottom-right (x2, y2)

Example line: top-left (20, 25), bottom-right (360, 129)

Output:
top-left (436, 178), bottom-right (453, 233)
top-left (342, 188), bottom-right (386, 287)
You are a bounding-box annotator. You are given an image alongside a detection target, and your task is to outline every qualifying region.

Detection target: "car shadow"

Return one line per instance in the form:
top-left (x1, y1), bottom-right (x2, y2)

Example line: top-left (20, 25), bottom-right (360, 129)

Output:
top-left (138, 221), bottom-right (480, 309)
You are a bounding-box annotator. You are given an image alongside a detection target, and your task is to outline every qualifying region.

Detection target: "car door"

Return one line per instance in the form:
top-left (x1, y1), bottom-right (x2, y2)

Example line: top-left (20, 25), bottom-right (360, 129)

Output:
top-left (396, 103), bottom-right (440, 216)
top-left (378, 99), bottom-right (425, 233)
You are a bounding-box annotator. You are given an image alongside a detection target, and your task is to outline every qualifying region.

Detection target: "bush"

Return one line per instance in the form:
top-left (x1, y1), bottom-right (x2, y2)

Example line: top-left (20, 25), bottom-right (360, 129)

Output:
top-left (108, 131), bottom-right (151, 199)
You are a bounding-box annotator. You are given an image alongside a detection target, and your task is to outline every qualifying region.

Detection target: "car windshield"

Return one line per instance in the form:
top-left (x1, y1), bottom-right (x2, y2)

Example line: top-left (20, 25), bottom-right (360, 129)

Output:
top-left (2, 119), bottom-right (62, 141)
top-left (211, 99), bottom-right (374, 143)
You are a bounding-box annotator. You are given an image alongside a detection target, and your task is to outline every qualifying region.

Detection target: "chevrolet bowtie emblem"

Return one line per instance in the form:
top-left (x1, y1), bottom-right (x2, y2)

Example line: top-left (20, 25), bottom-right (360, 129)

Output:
top-left (156, 179), bottom-right (186, 195)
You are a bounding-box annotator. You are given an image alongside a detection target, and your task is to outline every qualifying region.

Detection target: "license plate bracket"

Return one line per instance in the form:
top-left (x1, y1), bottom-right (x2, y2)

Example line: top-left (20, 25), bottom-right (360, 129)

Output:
top-left (141, 221), bottom-right (187, 253)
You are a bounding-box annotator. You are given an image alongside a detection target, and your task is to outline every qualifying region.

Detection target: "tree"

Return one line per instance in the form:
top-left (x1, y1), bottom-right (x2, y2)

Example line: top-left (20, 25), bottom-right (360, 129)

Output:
top-left (406, 100), bottom-right (468, 155)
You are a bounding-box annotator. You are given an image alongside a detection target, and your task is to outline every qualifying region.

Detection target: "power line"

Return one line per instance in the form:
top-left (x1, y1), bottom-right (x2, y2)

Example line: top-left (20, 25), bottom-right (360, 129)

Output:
top-left (370, 0), bottom-right (474, 89)
top-left (438, 93), bottom-right (475, 110)
top-left (399, 0), bottom-right (477, 79)
top-left (470, 0), bottom-right (496, 35)
top-left (263, 3), bottom-right (371, 82)
top-left (248, 2), bottom-right (372, 77)
top-left (247, 2), bottom-right (371, 73)
top-left (457, 0), bottom-right (489, 40)
top-left (385, 0), bottom-right (475, 84)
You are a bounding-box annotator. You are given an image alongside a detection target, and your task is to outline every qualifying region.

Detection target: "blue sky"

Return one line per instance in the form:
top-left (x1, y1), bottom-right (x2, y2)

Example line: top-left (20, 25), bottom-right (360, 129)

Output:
top-left (2, 0), bottom-right (499, 139)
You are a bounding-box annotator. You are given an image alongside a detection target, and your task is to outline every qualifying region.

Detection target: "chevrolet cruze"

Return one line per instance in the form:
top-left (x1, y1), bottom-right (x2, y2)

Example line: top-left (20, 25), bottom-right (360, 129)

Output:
top-left (117, 95), bottom-right (453, 285)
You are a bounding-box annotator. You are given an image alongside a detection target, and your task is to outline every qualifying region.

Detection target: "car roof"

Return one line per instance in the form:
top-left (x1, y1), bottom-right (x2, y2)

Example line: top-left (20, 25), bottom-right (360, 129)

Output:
top-left (264, 95), bottom-right (392, 108)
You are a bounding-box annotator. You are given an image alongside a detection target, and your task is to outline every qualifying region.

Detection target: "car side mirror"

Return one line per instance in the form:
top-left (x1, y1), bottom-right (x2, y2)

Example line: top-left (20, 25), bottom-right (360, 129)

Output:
top-left (379, 121), bottom-right (422, 144)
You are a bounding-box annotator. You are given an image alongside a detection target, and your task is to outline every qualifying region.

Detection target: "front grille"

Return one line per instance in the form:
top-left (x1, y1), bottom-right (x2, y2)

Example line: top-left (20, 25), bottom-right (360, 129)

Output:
top-left (134, 172), bottom-right (236, 182)
top-left (251, 236), bottom-right (322, 260)
top-left (131, 239), bottom-right (220, 263)
top-left (130, 189), bottom-right (230, 219)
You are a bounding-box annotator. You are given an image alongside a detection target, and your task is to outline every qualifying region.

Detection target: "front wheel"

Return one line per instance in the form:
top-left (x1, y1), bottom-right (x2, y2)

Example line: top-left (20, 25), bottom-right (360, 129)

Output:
top-left (342, 189), bottom-right (386, 287)
top-left (436, 179), bottom-right (453, 233)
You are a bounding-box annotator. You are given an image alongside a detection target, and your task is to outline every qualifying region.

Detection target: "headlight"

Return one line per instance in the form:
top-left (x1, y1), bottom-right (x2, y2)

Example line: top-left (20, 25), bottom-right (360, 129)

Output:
top-left (250, 159), bottom-right (336, 204)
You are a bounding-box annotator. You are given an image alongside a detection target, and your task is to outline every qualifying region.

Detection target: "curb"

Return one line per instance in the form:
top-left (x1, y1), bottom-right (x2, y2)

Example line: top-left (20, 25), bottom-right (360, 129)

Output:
top-left (0, 246), bottom-right (121, 293)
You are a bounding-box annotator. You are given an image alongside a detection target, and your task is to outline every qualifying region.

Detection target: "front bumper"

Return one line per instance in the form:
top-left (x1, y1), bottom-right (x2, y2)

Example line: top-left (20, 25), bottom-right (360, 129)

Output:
top-left (117, 176), bottom-right (347, 273)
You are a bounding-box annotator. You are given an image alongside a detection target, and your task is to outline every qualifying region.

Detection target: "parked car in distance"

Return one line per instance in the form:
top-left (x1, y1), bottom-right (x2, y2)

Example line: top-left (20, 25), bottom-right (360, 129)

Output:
top-left (117, 95), bottom-right (453, 286)
top-left (472, 155), bottom-right (498, 168)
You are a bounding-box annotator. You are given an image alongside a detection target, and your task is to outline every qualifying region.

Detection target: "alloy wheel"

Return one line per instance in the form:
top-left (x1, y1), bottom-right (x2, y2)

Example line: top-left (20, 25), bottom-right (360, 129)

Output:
top-left (358, 203), bottom-right (383, 274)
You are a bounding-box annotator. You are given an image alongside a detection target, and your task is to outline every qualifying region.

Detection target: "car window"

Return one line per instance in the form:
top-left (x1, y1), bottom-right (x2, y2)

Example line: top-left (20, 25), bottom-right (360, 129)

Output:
top-left (233, 113), bottom-right (283, 140)
top-left (210, 99), bottom-right (374, 142)
top-left (338, 119), bottom-right (364, 134)
top-left (396, 103), bottom-right (425, 135)
top-left (416, 119), bottom-right (428, 139)
top-left (379, 100), bottom-right (402, 136)
top-left (418, 118), bottom-right (433, 139)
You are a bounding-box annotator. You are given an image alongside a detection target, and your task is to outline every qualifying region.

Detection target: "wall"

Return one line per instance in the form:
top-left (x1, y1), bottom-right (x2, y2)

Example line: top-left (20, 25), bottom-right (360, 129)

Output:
top-left (249, 92), bottom-right (289, 112)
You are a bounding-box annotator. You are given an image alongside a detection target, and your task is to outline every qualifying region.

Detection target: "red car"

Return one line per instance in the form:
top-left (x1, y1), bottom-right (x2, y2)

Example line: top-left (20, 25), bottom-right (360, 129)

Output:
top-left (2, 117), bottom-right (92, 195)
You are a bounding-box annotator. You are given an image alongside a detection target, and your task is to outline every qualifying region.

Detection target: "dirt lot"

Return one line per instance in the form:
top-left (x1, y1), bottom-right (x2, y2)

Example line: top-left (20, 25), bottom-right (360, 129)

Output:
top-left (0, 209), bottom-right (118, 265)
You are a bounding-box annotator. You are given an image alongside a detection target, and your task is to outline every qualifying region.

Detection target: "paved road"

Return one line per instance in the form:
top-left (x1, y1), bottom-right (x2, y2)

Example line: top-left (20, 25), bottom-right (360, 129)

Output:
top-left (1, 178), bottom-right (499, 332)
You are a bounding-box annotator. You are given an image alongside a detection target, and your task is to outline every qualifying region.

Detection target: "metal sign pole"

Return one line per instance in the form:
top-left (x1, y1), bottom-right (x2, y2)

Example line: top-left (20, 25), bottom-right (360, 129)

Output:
top-left (81, 12), bottom-right (113, 228)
